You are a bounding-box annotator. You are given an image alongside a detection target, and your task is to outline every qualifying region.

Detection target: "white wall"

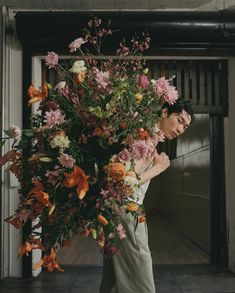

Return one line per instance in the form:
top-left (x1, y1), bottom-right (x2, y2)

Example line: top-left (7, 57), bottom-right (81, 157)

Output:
top-left (1, 7), bottom-right (23, 278)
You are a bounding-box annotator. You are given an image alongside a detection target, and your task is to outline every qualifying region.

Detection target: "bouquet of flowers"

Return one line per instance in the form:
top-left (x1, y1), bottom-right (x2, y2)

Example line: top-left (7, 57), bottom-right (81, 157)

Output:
top-left (0, 17), bottom-right (178, 272)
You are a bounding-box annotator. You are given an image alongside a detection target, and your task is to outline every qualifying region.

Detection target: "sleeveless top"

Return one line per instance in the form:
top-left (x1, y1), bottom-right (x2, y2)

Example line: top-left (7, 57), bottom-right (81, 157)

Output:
top-left (128, 125), bottom-right (163, 205)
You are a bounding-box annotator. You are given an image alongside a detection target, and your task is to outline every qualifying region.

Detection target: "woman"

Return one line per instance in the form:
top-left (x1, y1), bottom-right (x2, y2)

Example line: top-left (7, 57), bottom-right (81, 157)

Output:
top-left (99, 99), bottom-right (192, 293)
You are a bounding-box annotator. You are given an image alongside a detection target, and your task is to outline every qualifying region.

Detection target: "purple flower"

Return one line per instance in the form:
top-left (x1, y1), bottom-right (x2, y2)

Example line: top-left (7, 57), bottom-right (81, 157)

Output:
top-left (45, 51), bottom-right (58, 69)
top-left (58, 153), bottom-right (75, 168)
top-left (69, 37), bottom-right (85, 52)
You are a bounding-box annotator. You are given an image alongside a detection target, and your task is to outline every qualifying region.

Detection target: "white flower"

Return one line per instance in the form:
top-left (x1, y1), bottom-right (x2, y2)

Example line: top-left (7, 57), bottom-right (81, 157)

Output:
top-left (9, 125), bottom-right (21, 141)
top-left (124, 176), bottom-right (140, 188)
top-left (49, 134), bottom-right (70, 151)
top-left (69, 60), bottom-right (87, 74)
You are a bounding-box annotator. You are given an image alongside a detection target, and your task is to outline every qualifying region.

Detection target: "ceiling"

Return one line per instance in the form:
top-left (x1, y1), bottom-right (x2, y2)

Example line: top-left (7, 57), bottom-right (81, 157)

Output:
top-left (0, 0), bottom-right (235, 11)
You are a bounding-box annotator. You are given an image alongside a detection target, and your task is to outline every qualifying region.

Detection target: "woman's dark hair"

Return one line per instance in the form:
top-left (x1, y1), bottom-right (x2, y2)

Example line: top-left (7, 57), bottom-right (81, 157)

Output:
top-left (160, 99), bottom-right (194, 119)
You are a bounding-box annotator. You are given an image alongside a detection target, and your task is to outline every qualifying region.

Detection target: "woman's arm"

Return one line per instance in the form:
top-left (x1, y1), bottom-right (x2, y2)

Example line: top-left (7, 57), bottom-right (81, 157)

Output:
top-left (135, 153), bottom-right (170, 185)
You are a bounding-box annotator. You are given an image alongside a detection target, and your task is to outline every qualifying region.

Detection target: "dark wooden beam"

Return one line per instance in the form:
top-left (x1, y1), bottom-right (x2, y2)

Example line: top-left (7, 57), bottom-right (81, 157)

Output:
top-left (15, 11), bottom-right (235, 55)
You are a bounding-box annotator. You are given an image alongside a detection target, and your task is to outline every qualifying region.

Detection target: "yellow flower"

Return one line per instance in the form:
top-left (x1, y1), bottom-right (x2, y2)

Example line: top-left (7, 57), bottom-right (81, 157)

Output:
top-left (126, 202), bottom-right (139, 212)
top-left (135, 93), bottom-right (143, 103)
top-left (143, 68), bottom-right (149, 74)
top-left (69, 60), bottom-right (87, 74)
top-left (46, 83), bottom-right (52, 90)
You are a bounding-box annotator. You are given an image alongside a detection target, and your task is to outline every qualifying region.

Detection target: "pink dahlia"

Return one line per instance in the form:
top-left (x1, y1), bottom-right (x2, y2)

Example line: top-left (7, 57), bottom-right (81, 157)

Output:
top-left (152, 77), bottom-right (178, 105)
top-left (45, 51), bottom-right (58, 69)
top-left (95, 70), bottom-right (110, 89)
top-left (58, 153), bottom-right (75, 169)
top-left (130, 139), bottom-right (157, 160)
top-left (44, 109), bottom-right (65, 128)
top-left (118, 149), bottom-right (131, 163)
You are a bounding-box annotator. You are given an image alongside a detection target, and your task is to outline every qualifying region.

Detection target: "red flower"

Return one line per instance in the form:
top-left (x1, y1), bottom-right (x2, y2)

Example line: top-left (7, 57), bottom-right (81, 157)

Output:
top-left (139, 128), bottom-right (149, 140)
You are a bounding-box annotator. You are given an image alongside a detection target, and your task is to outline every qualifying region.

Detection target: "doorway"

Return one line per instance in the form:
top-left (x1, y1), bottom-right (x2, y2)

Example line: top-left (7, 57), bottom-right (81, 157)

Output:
top-left (52, 58), bottom-right (228, 267)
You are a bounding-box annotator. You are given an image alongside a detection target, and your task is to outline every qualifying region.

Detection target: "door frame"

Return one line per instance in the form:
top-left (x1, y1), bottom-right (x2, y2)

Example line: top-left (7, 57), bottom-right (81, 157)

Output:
top-left (20, 54), bottom-right (229, 276)
top-left (210, 115), bottom-right (228, 265)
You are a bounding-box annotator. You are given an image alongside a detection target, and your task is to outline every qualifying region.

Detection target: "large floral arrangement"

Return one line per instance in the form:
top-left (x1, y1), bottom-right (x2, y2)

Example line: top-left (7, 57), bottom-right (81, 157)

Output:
top-left (1, 17), bottom-right (178, 272)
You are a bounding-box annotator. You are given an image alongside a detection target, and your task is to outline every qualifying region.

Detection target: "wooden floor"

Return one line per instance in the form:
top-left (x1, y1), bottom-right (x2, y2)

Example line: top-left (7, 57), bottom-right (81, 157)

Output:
top-left (57, 210), bottom-right (209, 265)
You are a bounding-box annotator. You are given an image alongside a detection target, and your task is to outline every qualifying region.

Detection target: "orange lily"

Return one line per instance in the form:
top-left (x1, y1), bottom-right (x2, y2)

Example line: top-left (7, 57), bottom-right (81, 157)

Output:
top-left (97, 214), bottom-right (109, 225)
top-left (18, 241), bottom-right (32, 256)
top-left (33, 248), bottom-right (64, 272)
top-left (29, 180), bottom-right (52, 207)
top-left (27, 82), bottom-right (48, 105)
top-left (63, 165), bottom-right (89, 199)
top-left (29, 180), bottom-right (44, 194)
top-left (74, 72), bottom-right (86, 84)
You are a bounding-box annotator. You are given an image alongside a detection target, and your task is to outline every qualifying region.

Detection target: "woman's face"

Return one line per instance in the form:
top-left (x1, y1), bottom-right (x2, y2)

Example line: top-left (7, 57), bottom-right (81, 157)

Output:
top-left (158, 108), bottom-right (191, 140)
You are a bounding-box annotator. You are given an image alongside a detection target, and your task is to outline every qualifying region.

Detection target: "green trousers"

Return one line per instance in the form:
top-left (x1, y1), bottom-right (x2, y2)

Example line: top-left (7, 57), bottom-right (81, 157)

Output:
top-left (99, 212), bottom-right (156, 293)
